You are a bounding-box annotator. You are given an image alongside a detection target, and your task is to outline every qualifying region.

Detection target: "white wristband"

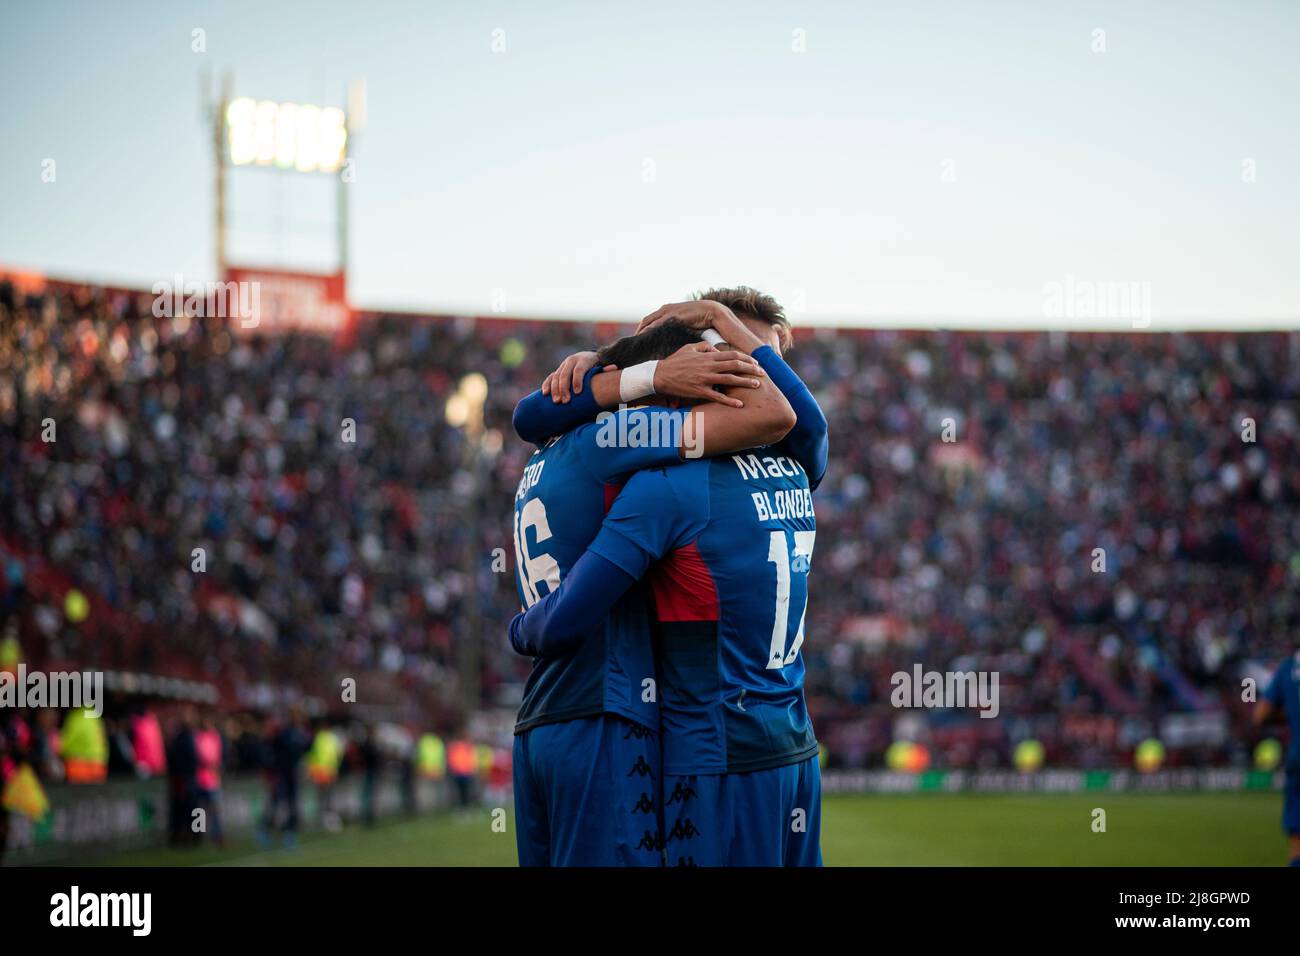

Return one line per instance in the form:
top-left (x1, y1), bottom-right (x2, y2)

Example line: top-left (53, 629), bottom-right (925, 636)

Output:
top-left (619, 359), bottom-right (659, 402)
top-left (701, 328), bottom-right (725, 347)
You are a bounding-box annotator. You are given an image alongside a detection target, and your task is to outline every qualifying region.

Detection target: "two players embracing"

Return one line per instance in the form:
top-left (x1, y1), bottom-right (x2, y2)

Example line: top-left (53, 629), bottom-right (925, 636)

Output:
top-left (508, 287), bottom-right (828, 867)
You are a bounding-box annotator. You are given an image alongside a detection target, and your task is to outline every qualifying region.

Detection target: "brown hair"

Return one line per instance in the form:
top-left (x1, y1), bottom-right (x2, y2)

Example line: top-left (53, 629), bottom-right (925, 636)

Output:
top-left (695, 286), bottom-right (792, 352)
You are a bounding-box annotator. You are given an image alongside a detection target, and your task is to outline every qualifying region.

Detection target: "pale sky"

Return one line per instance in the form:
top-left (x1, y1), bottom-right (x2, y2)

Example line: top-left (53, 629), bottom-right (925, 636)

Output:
top-left (1, 0), bottom-right (1298, 327)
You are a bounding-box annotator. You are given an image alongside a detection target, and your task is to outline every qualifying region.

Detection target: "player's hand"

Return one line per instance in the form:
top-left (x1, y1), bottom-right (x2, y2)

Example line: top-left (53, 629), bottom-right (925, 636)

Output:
top-left (636, 299), bottom-right (729, 335)
top-left (653, 342), bottom-right (764, 408)
top-left (541, 350), bottom-right (609, 404)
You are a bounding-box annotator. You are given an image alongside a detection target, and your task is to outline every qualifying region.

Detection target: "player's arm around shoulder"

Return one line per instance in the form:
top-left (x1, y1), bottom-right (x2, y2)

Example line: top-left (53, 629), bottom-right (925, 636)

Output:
top-left (753, 344), bottom-right (829, 489)
top-left (568, 405), bottom-right (694, 484)
top-left (679, 378), bottom-right (795, 461)
top-left (512, 340), bottom-right (769, 445)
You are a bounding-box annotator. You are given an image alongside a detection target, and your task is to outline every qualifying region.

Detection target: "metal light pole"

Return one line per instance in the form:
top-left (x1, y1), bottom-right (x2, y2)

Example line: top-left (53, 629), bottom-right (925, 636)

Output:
top-left (447, 373), bottom-right (489, 716)
top-left (201, 69), bottom-right (233, 280)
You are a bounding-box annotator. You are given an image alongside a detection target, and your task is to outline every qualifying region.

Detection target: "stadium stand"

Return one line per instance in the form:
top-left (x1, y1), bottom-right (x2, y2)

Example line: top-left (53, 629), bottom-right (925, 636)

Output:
top-left (2, 276), bottom-right (1298, 773)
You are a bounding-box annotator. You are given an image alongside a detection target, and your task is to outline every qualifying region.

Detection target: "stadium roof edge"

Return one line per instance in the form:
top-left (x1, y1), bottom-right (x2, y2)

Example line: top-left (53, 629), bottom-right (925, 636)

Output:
top-left (3, 267), bottom-right (1298, 333)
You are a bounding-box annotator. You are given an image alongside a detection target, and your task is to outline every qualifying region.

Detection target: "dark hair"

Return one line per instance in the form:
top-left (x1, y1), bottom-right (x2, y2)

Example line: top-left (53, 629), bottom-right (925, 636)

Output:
top-left (596, 318), bottom-right (701, 368)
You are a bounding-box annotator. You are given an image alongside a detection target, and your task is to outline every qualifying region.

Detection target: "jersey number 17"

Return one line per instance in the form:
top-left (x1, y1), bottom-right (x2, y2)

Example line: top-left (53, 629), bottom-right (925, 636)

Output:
top-left (766, 529), bottom-right (815, 670)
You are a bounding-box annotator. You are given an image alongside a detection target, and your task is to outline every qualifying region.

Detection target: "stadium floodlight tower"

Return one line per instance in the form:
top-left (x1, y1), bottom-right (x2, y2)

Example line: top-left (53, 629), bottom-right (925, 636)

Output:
top-left (201, 70), bottom-right (366, 333)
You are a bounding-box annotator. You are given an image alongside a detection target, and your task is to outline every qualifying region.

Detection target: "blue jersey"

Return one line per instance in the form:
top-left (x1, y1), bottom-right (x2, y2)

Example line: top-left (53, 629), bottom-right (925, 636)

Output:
top-left (511, 407), bottom-right (688, 734)
top-left (589, 450), bottom-right (818, 775)
top-left (1265, 651), bottom-right (1300, 770)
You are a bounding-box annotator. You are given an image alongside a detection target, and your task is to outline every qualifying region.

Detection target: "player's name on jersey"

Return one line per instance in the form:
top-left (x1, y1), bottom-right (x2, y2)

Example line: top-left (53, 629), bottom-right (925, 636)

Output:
top-left (731, 452), bottom-right (808, 482)
top-left (515, 458), bottom-right (545, 501)
top-left (750, 487), bottom-right (815, 522)
top-left (731, 453), bottom-right (815, 523)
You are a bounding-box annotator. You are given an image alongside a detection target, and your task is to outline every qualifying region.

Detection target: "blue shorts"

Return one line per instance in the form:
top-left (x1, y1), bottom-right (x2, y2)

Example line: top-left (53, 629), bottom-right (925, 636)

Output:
top-left (513, 714), bottom-right (662, 867)
top-left (1284, 770), bottom-right (1300, 836)
top-left (662, 755), bottom-right (823, 867)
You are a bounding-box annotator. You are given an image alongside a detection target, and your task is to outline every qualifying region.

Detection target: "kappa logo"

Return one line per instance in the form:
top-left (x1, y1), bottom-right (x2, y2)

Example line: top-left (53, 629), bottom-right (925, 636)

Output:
top-left (675, 856), bottom-right (698, 867)
top-left (627, 755), bottom-right (654, 778)
top-left (667, 818), bottom-right (700, 842)
top-left (635, 829), bottom-right (664, 851)
top-left (665, 780), bottom-right (698, 805)
top-left (622, 723), bottom-right (655, 741)
top-left (631, 792), bottom-right (656, 815)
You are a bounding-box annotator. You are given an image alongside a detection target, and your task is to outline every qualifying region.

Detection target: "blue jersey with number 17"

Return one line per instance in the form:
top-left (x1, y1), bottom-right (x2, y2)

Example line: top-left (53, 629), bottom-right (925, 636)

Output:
top-left (510, 407), bottom-right (689, 735)
top-left (588, 450), bottom-right (819, 776)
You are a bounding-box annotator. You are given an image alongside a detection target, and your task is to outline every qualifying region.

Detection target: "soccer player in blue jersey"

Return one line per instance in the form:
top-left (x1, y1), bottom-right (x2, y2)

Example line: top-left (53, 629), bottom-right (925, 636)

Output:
top-left (1254, 649), bottom-right (1300, 866)
top-left (511, 290), bottom-right (828, 866)
top-left (509, 317), bottom-right (801, 866)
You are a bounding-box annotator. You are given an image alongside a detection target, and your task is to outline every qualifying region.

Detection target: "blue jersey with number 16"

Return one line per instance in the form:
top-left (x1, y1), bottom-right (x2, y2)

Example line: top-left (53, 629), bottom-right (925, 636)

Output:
top-left (510, 407), bottom-right (689, 734)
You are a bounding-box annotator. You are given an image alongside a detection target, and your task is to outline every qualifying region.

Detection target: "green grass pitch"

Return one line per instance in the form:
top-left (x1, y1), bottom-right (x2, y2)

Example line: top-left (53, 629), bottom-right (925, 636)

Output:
top-left (81, 792), bottom-right (1286, 867)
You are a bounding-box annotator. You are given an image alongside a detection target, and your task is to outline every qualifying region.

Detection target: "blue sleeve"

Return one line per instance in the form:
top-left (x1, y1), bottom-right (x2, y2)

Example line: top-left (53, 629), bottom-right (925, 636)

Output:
top-left (587, 465), bottom-right (708, 579)
top-left (511, 366), bottom-right (605, 445)
top-left (1265, 661), bottom-right (1289, 709)
top-left (573, 406), bottom-right (690, 483)
top-left (509, 552), bottom-right (637, 658)
top-left (753, 345), bottom-right (828, 491)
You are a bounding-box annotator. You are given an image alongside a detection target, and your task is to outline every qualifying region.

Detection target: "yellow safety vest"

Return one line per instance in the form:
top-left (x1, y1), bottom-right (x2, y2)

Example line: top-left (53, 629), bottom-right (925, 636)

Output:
top-left (416, 734), bottom-right (446, 779)
top-left (306, 729), bottom-right (342, 784)
top-left (61, 708), bottom-right (108, 783)
top-left (0, 634), bottom-right (20, 674)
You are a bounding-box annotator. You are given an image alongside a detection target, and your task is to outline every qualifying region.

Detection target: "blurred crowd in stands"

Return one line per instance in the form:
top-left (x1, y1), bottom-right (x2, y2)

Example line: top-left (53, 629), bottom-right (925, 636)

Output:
top-left (0, 687), bottom-right (507, 860)
top-left (1, 276), bottom-right (1297, 783)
